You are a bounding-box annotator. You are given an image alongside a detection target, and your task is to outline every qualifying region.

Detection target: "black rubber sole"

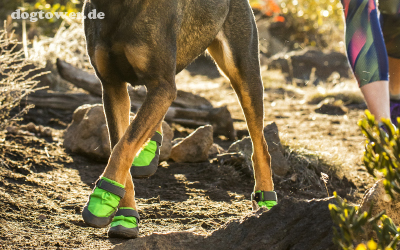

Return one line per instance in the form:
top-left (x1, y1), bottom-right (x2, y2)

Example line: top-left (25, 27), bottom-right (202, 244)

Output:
top-left (131, 154), bottom-right (159, 179)
top-left (108, 225), bottom-right (139, 239)
top-left (82, 206), bottom-right (116, 228)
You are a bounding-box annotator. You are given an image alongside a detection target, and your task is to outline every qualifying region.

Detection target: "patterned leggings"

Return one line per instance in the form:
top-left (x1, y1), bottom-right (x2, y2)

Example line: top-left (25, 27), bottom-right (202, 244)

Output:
top-left (341, 0), bottom-right (400, 87)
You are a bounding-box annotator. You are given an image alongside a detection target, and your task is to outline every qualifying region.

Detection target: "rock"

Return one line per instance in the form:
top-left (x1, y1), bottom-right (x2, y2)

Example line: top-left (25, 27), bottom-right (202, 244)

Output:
top-left (37, 125), bottom-right (44, 134)
top-left (64, 104), bottom-right (111, 161)
top-left (113, 197), bottom-right (337, 250)
top-left (360, 180), bottom-right (400, 226)
top-left (6, 126), bottom-right (19, 135)
top-left (25, 122), bottom-right (37, 133)
top-left (257, 19), bottom-right (286, 57)
top-left (170, 125), bottom-right (213, 163)
top-left (159, 122), bottom-right (174, 161)
top-left (208, 143), bottom-right (225, 157)
top-left (38, 214), bottom-right (47, 221)
top-left (227, 137), bottom-right (253, 169)
top-left (172, 138), bottom-right (184, 147)
top-left (264, 47), bottom-right (351, 84)
top-left (263, 122), bottom-right (290, 176)
top-left (228, 122), bottom-right (289, 176)
top-left (64, 104), bottom-right (174, 162)
top-left (315, 98), bottom-right (348, 116)
top-left (207, 106), bottom-right (236, 140)
top-left (42, 127), bottom-right (53, 137)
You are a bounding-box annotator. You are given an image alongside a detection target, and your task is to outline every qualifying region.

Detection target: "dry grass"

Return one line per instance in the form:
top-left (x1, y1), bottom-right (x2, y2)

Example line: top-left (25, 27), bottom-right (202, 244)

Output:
top-left (283, 144), bottom-right (341, 192)
top-left (29, 21), bottom-right (90, 70)
top-left (0, 28), bottom-right (43, 130)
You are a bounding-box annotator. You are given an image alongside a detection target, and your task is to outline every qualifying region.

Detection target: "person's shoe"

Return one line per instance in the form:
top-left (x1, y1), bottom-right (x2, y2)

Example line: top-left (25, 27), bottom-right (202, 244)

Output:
top-left (82, 177), bottom-right (125, 228)
top-left (390, 99), bottom-right (400, 126)
top-left (131, 131), bottom-right (162, 179)
top-left (108, 207), bottom-right (140, 239)
top-left (251, 190), bottom-right (278, 211)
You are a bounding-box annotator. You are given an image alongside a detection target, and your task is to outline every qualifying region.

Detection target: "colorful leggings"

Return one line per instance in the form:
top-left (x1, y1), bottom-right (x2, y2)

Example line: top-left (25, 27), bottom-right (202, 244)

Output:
top-left (341, 0), bottom-right (400, 87)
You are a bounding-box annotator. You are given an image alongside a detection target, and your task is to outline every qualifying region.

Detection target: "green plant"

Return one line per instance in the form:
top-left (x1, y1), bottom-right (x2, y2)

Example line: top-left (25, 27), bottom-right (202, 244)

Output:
top-left (329, 192), bottom-right (400, 250)
top-left (17, 0), bottom-right (81, 36)
top-left (251, 0), bottom-right (344, 50)
top-left (359, 111), bottom-right (400, 200)
top-left (329, 111), bottom-right (400, 249)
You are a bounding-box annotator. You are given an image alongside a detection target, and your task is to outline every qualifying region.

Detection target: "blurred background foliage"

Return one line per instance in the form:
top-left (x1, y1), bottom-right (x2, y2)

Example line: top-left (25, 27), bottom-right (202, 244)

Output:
top-left (0, 0), bottom-right (344, 51)
top-left (250, 0), bottom-right (344, 50)
top-left (0, 0), bottom-right (82, 37)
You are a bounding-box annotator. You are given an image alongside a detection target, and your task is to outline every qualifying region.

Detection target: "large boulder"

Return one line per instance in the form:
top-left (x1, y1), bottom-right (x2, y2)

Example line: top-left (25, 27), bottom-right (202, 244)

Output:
top-left (64, 104), bottom-right (173, 162)
top-left (228, 122), bottom-right (289, 176)
top-left (170, 125), bottom-right (213, 163)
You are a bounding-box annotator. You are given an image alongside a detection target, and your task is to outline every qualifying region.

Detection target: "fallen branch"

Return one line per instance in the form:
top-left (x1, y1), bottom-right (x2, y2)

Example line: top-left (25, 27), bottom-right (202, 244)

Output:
top-left (56, 58), bottom-right (213, 110)
top-left (25, 91), bottom-right (236, 139)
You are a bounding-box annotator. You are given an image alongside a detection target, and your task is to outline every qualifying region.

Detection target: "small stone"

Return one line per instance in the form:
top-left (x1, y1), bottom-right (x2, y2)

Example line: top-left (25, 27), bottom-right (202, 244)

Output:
top-left (26, 122), bottom-right (37, 133)
top-left (5, 126), bottom-right (19, 135)
top-left (170, 125), bottom-right (213, 163)
top-left (38, 214), bottom-right (47, 221)
top-left (42, 127), bottom-right (52, 137)
top-left (37, 125), bottom-right (44, 134)
top-left (290, 174), bottom-right (298, 182)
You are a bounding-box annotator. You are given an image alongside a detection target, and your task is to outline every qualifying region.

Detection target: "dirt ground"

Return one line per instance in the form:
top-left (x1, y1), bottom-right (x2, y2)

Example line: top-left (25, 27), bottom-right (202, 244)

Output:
top-left (0, 58), bottom-right (375, 249)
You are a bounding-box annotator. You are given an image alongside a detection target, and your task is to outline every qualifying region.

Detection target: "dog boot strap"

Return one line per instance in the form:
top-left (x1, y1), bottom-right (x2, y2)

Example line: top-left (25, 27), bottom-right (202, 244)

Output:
top-left (251, 191), bottom-right (277, 202)
top-left (151, 132), bottom-right (163, 145)
top-left (115, 208), bottom-right (140, 223)
top-left (96, 178), bottom-right (126, 199)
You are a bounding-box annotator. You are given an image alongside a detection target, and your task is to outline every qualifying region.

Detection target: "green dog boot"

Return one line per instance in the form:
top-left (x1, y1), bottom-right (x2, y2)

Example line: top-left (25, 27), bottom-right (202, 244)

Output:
top-left (251, 190), bottom-right (278, 211)
top-left (131, 131), bottom-right (162, 179)
top-left (108, 207), bottom-right (140, 239)
top-left (82, 177), bottom-right (125, 228)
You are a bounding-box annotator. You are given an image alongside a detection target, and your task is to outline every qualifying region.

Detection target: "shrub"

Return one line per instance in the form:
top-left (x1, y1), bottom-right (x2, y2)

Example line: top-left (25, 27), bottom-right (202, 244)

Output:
top-left (329, 192), bottom-right (399, 250)
top-left (0, 28), bottom-right (41, 130)
top-left (329, 111), bottom-right (400, 249)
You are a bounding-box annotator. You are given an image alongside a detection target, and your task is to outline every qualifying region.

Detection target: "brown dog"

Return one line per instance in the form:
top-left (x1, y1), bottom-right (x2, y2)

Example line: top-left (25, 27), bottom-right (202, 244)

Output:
top-left (82, 0), bottom-right (275, 237)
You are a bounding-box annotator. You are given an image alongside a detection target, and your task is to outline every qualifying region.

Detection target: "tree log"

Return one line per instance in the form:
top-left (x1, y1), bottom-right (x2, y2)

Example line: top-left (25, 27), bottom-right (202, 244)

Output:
top-left (56, 58), bottom-right (213, 110)
top-left (25, 91), bottom-right (235, 139)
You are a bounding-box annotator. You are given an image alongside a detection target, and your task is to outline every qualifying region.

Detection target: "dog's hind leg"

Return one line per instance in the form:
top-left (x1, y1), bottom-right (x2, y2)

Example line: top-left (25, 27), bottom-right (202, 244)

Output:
top-left (207, 1), bottom-right (274, 198)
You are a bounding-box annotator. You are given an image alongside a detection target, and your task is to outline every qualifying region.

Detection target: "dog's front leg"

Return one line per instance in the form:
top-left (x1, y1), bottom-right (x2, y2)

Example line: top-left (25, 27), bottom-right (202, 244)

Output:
top-left (103, 80), bottom-right (176, 184)
top-left (82, 78), bottom-right (176, 233)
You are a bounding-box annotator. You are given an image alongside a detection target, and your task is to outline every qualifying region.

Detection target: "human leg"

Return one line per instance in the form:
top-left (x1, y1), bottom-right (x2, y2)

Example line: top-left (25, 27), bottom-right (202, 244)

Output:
top-left (341, 0), bottom-right (390, 122)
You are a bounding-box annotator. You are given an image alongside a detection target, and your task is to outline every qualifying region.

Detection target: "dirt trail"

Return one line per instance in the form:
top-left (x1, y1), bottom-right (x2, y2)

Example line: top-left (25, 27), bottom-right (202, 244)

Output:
top-left (0, 60), bottom-right (373, 249)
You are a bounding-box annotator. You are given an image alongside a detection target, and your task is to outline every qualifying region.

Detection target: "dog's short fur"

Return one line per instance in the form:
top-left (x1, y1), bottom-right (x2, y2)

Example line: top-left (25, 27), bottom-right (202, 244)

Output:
top-left (83, 0), bottom-right (274, 210)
